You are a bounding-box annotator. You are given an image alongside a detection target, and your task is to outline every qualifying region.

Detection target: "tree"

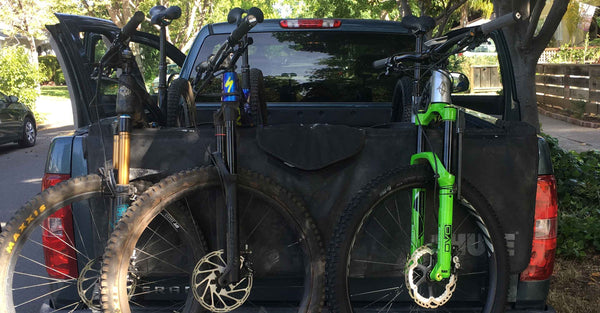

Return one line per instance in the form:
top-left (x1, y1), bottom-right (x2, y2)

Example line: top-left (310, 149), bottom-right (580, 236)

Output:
top-left (0, 0), bottom-right (55, 65)
top-left (495, 0), bottom-right (569, 129)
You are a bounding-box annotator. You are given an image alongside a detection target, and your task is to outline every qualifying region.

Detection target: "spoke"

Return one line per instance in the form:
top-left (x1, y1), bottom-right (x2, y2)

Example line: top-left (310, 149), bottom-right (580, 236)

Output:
top-left (14, 271), bottom-right (76, 283)
top-left (129, 299), bottom-right (146, 307)
top-left (373, 217), bottom-right (393, 238)
top-left (48, 301), bottom-right (81, 313)
top-left (13, 279), bottom-right (76, 291)
top-left (353, 259), bottom-right (402, 267)
top-left (393, 198), bottom-right (412, 242)
top-left (130, 288), bottom-right (165, 297)
top-left (30, 239), bottom-right (78, 261)
top-left (379, 290), bottom-right (401, 313)
top-left (134, 248), bottom-right (189, 273)
top-left (136, 246), bottom-right (177, 264)
top-left (458, 271), bottom-right (487, 277)
top-left (243, 209), bottom-right (270, 245)
top-left (72, 213), bottom-right (91, 259)
top-left (139, 219), bottom-right (164, 252)
top-left (365, 230), bottom-right (398, 258)
top-left (384, 204), bottom-right (402, 228)
top-left (87, 201), bottom-right (104, 243)
top-left (14, 283), bottom-right (72, 308)
top-left (142, 224), bottom-right (188, 255)
top-left (362, 288), bottom-right (397, 309)
top-left (351, 286), bottom-right (402, 297)
top-left (40, 224), bottom-right (91, 262)
top-left (18, 254), bottom-right (78, 280)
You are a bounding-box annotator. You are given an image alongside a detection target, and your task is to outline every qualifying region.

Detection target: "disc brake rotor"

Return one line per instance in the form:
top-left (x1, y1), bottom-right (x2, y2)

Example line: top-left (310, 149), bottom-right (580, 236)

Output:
top-left (77, 257), bottom-right (102, 310)
top-left (405, 245), bottom-right (458, 308)
top-left (192, 250), bottom-right (253, 312)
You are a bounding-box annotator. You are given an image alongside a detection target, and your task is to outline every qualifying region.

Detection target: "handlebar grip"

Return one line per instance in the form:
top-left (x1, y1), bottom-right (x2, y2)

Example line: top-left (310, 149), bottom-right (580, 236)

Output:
top-left (480, 11), bottom-right (521, 34)
top-left (122, 11), bottom-right (145, 39)
top-left (247, 7), bottom-right (264, 23)
top-left (228, 13), bottom-right (260, 44)
top-left (372, 57), bottom-right (389, 70)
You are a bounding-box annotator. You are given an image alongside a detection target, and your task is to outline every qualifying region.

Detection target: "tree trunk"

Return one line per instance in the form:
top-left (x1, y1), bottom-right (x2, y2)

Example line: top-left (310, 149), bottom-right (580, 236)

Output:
top-left (510, 51), bottom-right (540, 128)
top-left (495, 0), bottom-right (569, 131)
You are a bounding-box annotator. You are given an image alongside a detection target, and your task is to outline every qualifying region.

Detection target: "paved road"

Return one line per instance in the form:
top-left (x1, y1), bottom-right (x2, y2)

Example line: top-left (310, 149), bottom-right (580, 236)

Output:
top-left (0, 125), bottom-right (75, 224)
top-left (539, 114), bottom-right (600, 153)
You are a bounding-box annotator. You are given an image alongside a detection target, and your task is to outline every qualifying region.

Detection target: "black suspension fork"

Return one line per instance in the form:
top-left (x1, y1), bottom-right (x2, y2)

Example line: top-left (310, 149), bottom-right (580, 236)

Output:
top-left (211, 70), bottom-right (241, 286)
top-left (216, 101), bottom-right (240, 286)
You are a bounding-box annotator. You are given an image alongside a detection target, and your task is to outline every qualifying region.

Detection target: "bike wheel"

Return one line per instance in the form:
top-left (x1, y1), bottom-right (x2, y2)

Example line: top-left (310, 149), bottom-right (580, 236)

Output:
top-left (249, 68), bottom-right (268, 126)
top-left (166, 77), bottom-right (197, 128)
top-left (327, 165), bottom-right (509, 313)
top-left (101, 167), bottom-right (325, 313)
top-left (0, 174), bottom-right (205, 313)
top-left (0, 174), bottom-right (106, 313)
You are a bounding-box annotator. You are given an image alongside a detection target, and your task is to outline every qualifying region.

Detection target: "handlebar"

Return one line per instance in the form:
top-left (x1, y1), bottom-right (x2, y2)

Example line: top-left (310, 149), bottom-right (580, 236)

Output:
top-left (228, 7), bottom-right (264, 44)
top-left (122, 11), bottom-right (145, 39)
top-left (99, 11), bottom-right (144, 65)
top-left (372, 11), bottom-right (521, 70)
top-left (480, 11), bottom-right (521, 34)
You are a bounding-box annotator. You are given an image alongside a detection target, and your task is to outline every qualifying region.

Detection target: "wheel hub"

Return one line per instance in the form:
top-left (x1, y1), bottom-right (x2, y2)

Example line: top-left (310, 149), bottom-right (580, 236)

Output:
top-left (405, 245), bottom-right (458, 308)
top-left (192, 250), bottom-right (253, 312)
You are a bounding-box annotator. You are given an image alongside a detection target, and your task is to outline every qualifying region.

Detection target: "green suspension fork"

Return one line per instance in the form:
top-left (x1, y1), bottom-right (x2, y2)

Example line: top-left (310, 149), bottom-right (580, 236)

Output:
top-left (410, 102), bottom-right (457, 281)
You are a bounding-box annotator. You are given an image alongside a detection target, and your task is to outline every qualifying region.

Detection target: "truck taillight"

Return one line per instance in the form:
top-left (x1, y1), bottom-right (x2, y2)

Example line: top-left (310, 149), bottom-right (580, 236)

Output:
top-left (41, 173), bottom-right (78, 279)
top-left (520, 175), bottom-right (558, 281)
top-left (280, 19), bottom-right (341, 28)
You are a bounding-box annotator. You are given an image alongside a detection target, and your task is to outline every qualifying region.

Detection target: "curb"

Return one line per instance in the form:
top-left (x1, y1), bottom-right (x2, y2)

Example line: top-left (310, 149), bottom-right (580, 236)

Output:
top-left (538, 107), bottom-right (600, 129)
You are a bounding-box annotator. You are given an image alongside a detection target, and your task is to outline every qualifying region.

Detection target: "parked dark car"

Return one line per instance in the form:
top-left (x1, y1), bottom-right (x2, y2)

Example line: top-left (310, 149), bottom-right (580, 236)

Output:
top-left (34, 14), bottom-right (556, 312)
top-left (0, 91), bottom-right (36, 147)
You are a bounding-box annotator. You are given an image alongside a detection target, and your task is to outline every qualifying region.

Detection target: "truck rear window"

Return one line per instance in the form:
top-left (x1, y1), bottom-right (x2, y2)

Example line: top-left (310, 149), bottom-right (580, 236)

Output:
top-left (194, 32), bottom-right (414, 103)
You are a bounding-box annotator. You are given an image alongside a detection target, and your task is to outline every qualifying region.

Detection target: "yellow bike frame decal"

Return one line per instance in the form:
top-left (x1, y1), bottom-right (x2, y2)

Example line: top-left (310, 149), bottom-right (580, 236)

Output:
top-left (225, 76), bottom-right (234, 93)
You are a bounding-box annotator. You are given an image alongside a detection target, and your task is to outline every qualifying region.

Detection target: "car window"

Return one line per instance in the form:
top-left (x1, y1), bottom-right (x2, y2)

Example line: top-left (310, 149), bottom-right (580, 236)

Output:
top-left (449, 38), bottom-right (502, 95)
top-left (83, 33), bottom-right (179, 117)
top-left (193, 32), bottom-right (414, 103)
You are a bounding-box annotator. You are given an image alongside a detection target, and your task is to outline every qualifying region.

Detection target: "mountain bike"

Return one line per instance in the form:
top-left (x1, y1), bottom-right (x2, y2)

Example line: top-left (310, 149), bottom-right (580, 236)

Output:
top-left (326, 12), bottom-right (521, 313)
top-left (100, 7), bottom-right (324, 313)
top-left (0, 7), bottom-right (209, 312)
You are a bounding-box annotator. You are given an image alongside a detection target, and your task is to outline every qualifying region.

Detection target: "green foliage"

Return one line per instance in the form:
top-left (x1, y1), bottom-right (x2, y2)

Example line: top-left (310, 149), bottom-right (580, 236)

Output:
top-left (542, 134), bottom-right (600, 258)
top-left (38, 55), bottom-right (65, 85)
top-left (550, 41), bottom-right (600, 64)
top-left (0, 46), bottom-right (41, 119)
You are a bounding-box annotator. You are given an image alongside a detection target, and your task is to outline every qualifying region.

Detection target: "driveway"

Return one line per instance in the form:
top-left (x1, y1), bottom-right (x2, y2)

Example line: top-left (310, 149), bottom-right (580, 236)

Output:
top-left (0, 95), bottom-right (74, 225)
top-left (539, 114), bottom-right (600, 152)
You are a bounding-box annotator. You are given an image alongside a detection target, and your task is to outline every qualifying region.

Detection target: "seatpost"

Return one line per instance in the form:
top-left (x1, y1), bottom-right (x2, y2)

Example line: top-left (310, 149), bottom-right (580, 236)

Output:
top-left (158, 25), bottom-right (168, 111)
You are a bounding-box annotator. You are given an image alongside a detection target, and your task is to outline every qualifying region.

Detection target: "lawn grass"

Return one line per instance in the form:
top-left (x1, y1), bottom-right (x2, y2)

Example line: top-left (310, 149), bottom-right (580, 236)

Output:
top-left (40, 85), bottom-right (69, 99)
top-left (548, 255), bottom-right (600, 313)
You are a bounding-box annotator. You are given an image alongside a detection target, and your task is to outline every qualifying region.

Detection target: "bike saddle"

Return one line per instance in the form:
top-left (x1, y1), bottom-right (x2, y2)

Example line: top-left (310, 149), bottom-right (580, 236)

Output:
top-left (401, 15), bottom-right (436, 34)
top-left (149, 5), bottom-right (182, 26)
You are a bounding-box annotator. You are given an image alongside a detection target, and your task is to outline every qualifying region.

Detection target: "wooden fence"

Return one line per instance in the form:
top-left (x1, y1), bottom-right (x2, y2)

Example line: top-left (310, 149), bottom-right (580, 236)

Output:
top-left (536, 64), bottom-right (600, 115)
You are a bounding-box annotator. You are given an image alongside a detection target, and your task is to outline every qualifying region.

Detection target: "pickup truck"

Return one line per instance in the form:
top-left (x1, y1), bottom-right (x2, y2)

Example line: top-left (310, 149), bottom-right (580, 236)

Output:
top-left (40, 14), bottom-right (556, 312)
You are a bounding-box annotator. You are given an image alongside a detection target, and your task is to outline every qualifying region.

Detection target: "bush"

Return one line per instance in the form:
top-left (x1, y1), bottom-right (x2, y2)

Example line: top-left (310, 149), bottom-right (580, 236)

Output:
top-left (542, 134), bottom-right (600, 258)
top-left (39, 55), bottom-right (63, 85)
top-left (0, 46), bottom-right (41, 118)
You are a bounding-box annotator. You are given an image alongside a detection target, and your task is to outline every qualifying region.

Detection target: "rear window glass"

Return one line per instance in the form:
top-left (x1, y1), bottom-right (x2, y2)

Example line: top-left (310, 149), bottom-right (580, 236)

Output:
top-left (193, 31), bottom-right (414, 103)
